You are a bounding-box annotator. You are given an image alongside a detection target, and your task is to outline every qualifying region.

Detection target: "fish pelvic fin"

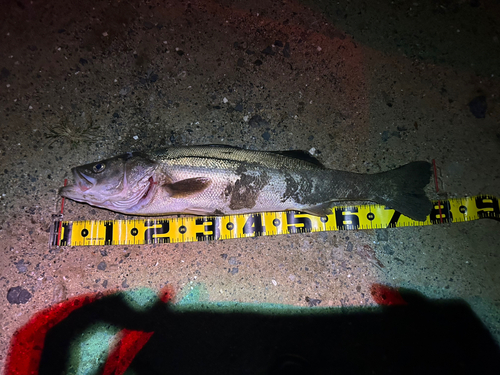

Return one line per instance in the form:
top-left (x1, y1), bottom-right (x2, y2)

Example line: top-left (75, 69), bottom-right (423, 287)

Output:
top-left (372, 161), bottom-right (433, 221)
top-left (164, 177), bottom-right (212, 198)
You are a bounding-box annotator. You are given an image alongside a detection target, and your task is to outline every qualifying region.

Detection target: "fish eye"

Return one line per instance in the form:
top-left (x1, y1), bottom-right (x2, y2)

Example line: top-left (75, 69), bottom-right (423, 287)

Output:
top-left (93, 163), bottom-right (106, 173)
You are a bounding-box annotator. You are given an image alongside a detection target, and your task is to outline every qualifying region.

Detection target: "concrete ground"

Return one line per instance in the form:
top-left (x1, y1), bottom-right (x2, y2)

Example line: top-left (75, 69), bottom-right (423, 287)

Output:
top-left (1, 0), bottom-right (499, 372)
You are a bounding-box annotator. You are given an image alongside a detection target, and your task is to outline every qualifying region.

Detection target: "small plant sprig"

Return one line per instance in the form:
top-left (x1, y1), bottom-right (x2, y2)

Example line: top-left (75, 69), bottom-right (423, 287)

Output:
top-left (45, 116), bottom-right (99, 149)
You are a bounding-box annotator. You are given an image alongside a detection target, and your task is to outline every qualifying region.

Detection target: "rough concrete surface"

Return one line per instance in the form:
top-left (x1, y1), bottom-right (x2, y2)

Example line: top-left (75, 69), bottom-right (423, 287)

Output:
top-left (1, 0), bottom-right (499, 372)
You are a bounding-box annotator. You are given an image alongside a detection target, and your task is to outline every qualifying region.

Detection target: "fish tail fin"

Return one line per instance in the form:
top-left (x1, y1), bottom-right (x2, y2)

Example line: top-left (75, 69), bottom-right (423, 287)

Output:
top-left (372, 161), bottom-right (433, 221)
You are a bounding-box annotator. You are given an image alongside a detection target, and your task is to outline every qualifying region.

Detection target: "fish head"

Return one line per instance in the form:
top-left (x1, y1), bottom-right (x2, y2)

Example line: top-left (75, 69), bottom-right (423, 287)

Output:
top-left (59, 152), bottom-right (158, 212)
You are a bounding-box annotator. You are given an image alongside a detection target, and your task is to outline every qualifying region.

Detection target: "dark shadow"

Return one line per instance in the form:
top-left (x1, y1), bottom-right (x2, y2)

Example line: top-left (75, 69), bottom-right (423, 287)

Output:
top-left (300, 0), bottom-right (500, 77)
top-left (38, 288), bottom-right (500, 375)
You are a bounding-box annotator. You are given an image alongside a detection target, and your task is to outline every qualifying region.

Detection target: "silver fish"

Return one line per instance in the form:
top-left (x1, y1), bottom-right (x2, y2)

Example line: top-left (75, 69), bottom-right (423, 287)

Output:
top-left (59, 145), bottom-right (433, 220)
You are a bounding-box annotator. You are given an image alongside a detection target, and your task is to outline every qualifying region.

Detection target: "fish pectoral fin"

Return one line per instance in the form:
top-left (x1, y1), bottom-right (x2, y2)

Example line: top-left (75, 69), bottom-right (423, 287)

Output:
top-left (163, 177), bottom-right (212, 198)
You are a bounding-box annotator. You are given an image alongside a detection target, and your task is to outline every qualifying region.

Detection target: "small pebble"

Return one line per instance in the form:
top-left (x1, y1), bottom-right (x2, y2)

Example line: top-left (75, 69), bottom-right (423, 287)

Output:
top-left (305, 297), bottom-right (321, 307)
top-left (376, 230), bottom-right (389, 242)
top-left (15, 260), bottom-right (28, 273)
top-left (468, 95), bottom-right (487, 119)
top-left (249, 115), bottom-right (268, 128)
top-left (261, 46), bottom-right (275, 56)
top-left (7, 286), bottom-right (32, 304)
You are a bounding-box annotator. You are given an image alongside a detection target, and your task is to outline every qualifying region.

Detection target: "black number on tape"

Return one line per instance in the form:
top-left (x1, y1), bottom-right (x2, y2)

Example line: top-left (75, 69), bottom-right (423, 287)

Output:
top-left (60, 222), bottom-right (71, 246)
top-left (243, 214), bottom-right (264, 236)
top-left (335, 207), bottom-right (360, 230)
top-left (144, 220), bottom-right (170, 244)
top-left (104, 222), bottom-right (113, 245)
top-left (388, 211), bottom-right (401, 228)
top-left (476, 196), bottom-right (500, 219)
top-left (195, 218), bottom-right (220, 241)
top-left (286, 211), bottom-right (312, 233)
top-left (430, 201), bottom-right (452, 224)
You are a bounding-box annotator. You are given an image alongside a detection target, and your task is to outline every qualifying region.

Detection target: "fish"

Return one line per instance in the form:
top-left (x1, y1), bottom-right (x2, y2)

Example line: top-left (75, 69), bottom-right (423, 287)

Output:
top-left (58, 145), bottom-right (433, 221)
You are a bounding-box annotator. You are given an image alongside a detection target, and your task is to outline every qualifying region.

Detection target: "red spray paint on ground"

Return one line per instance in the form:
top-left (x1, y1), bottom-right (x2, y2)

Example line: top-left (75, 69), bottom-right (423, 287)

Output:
top-left (5, 293), bottom-right (102, 375)
top-left (371, 284), bottom-right (408, 306)
top-left (5, 286), bottom-right (173, 375)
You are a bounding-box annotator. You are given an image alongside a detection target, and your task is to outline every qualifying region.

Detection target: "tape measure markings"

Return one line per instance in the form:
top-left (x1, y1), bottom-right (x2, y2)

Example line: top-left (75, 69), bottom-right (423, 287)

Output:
top-left (49, 195), bottom-right (500, 247)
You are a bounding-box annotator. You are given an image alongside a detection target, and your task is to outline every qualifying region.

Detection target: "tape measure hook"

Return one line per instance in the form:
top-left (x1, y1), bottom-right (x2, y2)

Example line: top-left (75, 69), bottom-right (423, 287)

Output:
top-left (49, 214), bottom-right (64, 249)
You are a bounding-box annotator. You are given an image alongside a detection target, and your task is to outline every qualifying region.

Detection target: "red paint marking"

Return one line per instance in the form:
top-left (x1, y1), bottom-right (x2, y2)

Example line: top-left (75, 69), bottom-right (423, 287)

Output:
top-left (371, 284), bottom-right (408, 306)
top-left (159, 285), bottom-right (174, 303)
top-left (103, 330), bottom-right (154, 375)
top-left (102, 286), bottom-right (173, 374)
top-left (5, 293), bottom-right (103, 375)
top-left (7, 286), bottom-right (173, 375)
top-left (56, 179), bottom-right (67, 246)
top-left (432, 159), bottom-right (443, 224)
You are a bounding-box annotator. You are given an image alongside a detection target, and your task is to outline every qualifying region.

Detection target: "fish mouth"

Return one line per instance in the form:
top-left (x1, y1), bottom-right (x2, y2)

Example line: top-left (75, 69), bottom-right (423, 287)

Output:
top-left (58, 168), bottom-right (96, 200)
top-left (73, 169), bottom-right (95, 192)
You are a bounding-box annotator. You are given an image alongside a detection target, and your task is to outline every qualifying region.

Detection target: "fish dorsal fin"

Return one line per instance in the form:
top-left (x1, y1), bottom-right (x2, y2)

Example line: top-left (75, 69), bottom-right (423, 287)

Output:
top-left (204, 144), bottom-right (243, 149)
top-left (199, 145), bottom-right (325, 167)
top-left (163, 177), bottom-right (212, 198)
top-left (271, 150), bottom-right (325, 168)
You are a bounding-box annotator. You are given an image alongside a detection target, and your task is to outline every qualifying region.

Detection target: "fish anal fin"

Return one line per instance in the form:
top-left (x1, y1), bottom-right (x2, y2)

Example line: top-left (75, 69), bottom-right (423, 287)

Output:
top-left (300, 202), bottom-right (336, 216)
top-left (164, 177), bottom-right (212, 198)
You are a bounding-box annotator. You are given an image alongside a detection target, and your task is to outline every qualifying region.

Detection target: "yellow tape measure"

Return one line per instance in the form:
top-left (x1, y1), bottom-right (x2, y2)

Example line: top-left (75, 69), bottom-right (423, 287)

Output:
top-left (50, 195), bottom-right (499, 247)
